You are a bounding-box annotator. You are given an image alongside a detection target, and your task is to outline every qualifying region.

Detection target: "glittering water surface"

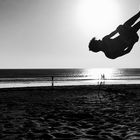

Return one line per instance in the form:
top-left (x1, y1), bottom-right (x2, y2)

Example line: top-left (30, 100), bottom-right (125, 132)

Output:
top-left (0, 68), bottom-right (140, 88)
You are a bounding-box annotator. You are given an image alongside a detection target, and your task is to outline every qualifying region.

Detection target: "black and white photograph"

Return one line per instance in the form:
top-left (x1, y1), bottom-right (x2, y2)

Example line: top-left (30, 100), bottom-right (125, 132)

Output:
top-left (0, 0), bottom-right (140, 139)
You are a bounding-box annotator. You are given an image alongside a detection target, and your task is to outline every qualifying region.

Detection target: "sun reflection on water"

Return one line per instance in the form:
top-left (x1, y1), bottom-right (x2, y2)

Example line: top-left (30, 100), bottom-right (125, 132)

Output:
top-left (85, 68), bottom-right (116, 80)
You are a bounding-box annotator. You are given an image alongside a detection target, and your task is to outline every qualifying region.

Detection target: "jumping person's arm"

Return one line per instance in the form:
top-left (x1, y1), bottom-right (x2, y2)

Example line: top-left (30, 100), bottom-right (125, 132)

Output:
top-left (104, 30), bottom-right (118, 39)
top-left (105, 25), bottom-right (124, 39)
top-left (116, 45), bottom-right (133, 58)
top-left (123, 45), bottom-right (133, 54)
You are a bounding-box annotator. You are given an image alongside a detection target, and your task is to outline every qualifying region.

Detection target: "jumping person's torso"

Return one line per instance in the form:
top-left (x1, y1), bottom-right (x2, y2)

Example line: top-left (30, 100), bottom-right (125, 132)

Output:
top-left (102, 36), bottom-right (131, 59)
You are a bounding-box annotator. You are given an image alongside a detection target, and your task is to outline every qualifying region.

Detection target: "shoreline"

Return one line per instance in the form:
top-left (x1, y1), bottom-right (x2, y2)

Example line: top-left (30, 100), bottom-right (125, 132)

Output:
top-left (0, 83), bottom-right (140, 92)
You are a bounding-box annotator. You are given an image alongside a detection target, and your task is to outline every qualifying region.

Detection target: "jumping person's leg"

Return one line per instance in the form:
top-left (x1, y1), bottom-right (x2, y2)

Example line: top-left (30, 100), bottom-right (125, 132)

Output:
top-left (123, 11), bottom-right (140, 27)
top-left (132, 21), bottom-right (140, 32)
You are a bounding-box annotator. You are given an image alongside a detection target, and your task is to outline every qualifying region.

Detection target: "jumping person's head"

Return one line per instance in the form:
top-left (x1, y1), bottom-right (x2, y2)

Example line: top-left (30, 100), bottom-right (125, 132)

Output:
top-left (88, 37), bottom-right (102, 52)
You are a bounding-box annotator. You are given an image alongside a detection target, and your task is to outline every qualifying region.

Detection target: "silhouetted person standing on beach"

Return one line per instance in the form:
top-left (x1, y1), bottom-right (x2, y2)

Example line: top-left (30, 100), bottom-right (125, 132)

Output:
top-left (89, 11), bottom-right (140, 59)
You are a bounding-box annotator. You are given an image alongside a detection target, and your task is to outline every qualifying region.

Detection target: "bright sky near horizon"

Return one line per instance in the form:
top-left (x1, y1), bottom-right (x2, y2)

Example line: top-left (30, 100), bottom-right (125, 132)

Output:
top-left (0, 0), bottom-right (140, 68)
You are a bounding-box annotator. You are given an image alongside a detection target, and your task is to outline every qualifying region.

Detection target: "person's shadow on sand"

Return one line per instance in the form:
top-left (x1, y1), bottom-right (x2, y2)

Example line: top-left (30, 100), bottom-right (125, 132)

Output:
top-left (89, 11), bottom-right (140, 59)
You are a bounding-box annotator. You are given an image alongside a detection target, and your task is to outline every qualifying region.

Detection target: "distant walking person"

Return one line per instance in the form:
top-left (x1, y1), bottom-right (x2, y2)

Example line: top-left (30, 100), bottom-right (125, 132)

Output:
top-left (89, 11), bottom-right (140, 59)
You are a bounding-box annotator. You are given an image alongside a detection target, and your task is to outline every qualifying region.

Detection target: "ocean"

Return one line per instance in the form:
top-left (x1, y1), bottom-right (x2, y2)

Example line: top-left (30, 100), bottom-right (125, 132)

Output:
top-left (0, 68), bottom-right (140, 88)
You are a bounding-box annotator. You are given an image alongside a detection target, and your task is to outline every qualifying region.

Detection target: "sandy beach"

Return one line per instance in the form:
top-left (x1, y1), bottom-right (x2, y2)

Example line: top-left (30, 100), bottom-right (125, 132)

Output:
top-left (0, 84), bottom-right (140, 140)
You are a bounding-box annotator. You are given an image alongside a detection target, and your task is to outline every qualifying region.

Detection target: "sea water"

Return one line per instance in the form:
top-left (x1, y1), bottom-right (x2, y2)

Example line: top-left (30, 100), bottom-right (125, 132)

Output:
top-left (0, 68), bottom-right (140, 88)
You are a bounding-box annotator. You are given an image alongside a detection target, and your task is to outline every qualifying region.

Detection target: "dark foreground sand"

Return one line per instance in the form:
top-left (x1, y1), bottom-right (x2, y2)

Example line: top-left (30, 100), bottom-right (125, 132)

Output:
top-left (0, 84), bottom-right (140, 140)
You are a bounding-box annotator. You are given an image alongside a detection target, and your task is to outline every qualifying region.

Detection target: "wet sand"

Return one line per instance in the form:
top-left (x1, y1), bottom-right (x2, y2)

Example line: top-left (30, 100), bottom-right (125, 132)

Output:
top-left (0, 84), bottom-right (140, 140)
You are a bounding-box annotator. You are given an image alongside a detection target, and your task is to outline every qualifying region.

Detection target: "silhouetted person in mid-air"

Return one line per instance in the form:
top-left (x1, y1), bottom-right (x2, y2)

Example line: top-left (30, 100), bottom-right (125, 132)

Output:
top-left (89, 11), bottom-right (140, 59)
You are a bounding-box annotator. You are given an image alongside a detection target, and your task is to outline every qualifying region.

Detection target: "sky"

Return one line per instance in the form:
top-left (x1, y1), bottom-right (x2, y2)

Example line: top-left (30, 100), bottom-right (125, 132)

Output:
top-left (0, 0), bottom-right (140, 68)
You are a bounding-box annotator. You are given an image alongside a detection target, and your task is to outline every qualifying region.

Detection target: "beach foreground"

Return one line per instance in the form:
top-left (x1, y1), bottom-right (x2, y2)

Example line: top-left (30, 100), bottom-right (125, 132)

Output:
top-left (0, 84), bottom-right (140, 140)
